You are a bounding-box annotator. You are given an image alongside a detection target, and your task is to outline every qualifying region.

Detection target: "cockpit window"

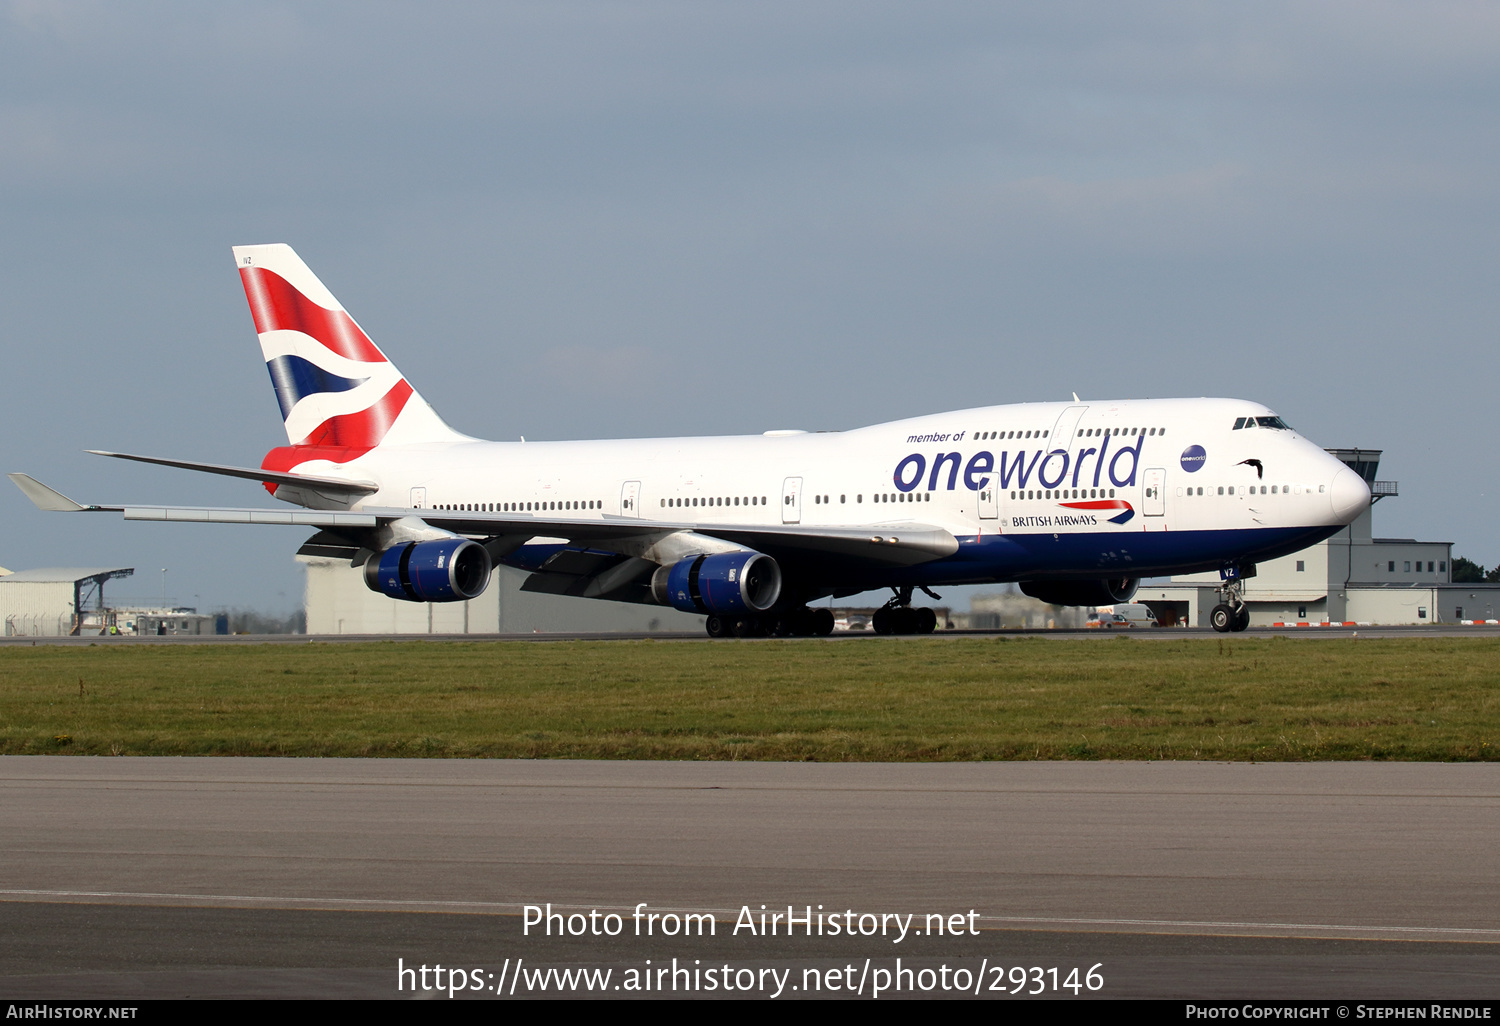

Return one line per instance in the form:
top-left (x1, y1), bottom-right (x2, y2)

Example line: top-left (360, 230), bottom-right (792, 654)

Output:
top-left (1233, 415), bottom-right (1292, 431)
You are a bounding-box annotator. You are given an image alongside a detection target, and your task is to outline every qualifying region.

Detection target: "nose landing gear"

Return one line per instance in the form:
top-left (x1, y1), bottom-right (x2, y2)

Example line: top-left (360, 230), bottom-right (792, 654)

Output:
top-left (1210, 564), bottom-right (1255, 633)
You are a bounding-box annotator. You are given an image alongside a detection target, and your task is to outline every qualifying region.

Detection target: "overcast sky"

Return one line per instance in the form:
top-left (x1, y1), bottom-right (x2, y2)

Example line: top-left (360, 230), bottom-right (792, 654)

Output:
top-left (3, 1), bottom-right (1498, 613)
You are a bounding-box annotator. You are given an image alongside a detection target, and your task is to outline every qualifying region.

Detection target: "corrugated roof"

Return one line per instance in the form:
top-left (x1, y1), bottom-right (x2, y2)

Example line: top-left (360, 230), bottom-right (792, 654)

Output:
top-left (0, 567), bottom-right (134, 584)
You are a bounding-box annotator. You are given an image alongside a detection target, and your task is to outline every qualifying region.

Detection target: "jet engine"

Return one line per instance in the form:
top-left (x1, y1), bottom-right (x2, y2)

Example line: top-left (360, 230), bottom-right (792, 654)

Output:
top-left (363, 538), bottom-right (492, 602)
top-left (650, 551), bottom-right (782, 616)
top-left (1019, 577), bottom-right (1139, 607)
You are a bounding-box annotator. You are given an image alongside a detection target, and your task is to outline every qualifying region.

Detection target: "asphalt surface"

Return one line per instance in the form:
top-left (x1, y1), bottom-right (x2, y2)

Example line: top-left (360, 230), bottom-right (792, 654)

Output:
top-left (1, 758), bottom-right (1496, 999)
top-left (1, 624), bottom-right (1495, 645)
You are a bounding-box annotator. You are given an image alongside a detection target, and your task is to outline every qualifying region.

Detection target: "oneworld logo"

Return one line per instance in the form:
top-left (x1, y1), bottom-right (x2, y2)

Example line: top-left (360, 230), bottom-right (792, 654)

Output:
top-left (1180, 445), bottom-right (1207, 473)
top-left (891, 433), bottom-right (1146, 494)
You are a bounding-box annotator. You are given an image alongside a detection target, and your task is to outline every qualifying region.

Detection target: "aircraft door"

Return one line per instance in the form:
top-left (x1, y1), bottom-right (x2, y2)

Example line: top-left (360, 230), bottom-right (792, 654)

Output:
top-left (781, 477), bottom-right (803, 524)
top-left (1048, 404), bottom-right (1088, 447)
top-left (620, 480), bottom-right (641, 518)
top-left (978, 477), bottom-right (998, 520)
top-left (409, 487), bottom-right (426, 510)
top-left (1143, 467), bottom-right (1166, 531)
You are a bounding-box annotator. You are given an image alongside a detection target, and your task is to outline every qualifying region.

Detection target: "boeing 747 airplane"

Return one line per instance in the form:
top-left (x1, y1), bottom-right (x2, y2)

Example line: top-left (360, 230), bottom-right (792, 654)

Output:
top-left (10, 245), bottom-right (1371, 636)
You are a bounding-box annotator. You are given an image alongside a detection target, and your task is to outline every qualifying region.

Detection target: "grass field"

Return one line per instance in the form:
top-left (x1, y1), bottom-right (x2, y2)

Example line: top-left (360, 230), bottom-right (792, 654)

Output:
top-left (0, 636), bottom-right (1495, 761)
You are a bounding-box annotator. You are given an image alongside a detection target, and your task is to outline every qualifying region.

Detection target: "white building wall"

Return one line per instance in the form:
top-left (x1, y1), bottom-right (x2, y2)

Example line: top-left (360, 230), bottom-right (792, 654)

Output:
top-left (0, 581), bottom-right (76, 636)
top-left (1346, 588), bottom-right (1439, 625)
top-left (302, 556), bottom-right (498, 634)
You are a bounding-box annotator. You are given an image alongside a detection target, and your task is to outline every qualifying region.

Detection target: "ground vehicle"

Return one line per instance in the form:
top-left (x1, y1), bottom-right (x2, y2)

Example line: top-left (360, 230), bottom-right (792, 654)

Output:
top-left (1107, 603), bottom-right (1160, 628)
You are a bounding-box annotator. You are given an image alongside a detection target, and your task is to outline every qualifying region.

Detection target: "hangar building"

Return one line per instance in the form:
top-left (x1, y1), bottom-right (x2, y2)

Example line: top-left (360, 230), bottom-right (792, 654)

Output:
top-left (0, 567), bottom-right (134, 636)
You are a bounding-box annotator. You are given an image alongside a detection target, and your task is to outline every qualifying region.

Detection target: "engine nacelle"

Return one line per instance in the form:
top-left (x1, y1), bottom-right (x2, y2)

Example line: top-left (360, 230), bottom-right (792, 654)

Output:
top-left (650, 551), bottom-right (782, 615)
top-left (363, 538), bottom-right (492, 602)
top-left (1019, 577), bottom-right (1139, 607)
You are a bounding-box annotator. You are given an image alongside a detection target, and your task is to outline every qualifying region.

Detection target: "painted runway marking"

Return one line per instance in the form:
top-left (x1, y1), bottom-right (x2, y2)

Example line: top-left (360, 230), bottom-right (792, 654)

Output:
top-left (3, 889), bottom-right (1497, 940)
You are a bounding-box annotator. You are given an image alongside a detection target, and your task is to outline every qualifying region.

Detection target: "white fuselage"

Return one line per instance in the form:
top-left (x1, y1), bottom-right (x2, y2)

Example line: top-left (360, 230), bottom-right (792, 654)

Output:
top-left (303, 396), bottom-right (1367, 588)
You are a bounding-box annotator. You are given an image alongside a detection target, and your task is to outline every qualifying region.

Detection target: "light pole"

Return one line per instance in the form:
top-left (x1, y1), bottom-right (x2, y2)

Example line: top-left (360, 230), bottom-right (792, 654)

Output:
top-left (160, 568), bottom-right (167, 608)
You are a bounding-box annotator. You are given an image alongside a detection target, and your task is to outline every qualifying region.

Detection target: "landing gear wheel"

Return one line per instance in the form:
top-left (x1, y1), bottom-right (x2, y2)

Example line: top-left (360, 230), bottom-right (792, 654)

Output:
top-left (1210, 604), bottom-right (1234, 633)
top-left (872, 608), bottom-right (892, 635)
top-left (810, 608), bottom-right (835, 636)
top-left (1232, 606), bottom-right (1251, 632)
top-left (916, 607), bottom-right (938, 635)
top-left (731, 617), bottom-right (761, 638)
top-left (705, 615), bottom-right (728, 638)
top-left (892, 606), bottom-right (919, 635)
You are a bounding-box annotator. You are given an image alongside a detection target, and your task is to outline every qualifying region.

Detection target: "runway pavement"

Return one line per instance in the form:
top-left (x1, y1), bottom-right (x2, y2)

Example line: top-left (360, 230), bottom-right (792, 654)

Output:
top-left (1, 758), bottom-right (1497, 999)
top-left (0, 623), bottom-right (1493, 645)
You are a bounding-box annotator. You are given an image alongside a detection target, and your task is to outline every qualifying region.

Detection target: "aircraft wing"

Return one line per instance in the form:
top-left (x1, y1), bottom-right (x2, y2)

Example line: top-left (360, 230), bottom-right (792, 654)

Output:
top-left (8, 476), bottom-right (384, 527)
top-left (357, 506), bottom-right (958, 567)
top-left (9, 475), bottom-right (958, 585)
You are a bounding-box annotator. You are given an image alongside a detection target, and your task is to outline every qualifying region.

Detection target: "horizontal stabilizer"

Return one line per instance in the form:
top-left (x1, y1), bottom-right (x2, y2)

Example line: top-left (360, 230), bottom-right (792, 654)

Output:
top-left (7, 473), bottom-right (90, 512)
top-left (88, 450), bottom-right (378, 495)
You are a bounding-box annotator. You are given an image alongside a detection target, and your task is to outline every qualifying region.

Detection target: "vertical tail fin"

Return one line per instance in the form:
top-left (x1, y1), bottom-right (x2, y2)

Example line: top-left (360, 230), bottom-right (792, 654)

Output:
top-left (233, 244), bottom-right (468, 462)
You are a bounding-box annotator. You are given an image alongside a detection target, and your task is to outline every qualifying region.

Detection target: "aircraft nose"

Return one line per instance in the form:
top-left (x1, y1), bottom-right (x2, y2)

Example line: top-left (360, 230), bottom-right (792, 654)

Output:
top-left (1330, 468), bottom-right (1371, 524)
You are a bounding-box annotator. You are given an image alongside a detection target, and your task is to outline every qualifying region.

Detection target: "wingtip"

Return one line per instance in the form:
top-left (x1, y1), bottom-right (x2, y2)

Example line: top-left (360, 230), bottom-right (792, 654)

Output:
top-left (7, 473), bottom-right (88, 512)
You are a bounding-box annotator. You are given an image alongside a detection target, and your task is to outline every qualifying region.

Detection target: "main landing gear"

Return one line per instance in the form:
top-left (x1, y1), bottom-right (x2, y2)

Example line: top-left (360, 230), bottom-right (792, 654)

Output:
top-left (1209, 570), bottom-right (1253, 633)
top-left (704, 606), bottom-right (834, 639)
top-left (871, 586), bottom-right (939, 636)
